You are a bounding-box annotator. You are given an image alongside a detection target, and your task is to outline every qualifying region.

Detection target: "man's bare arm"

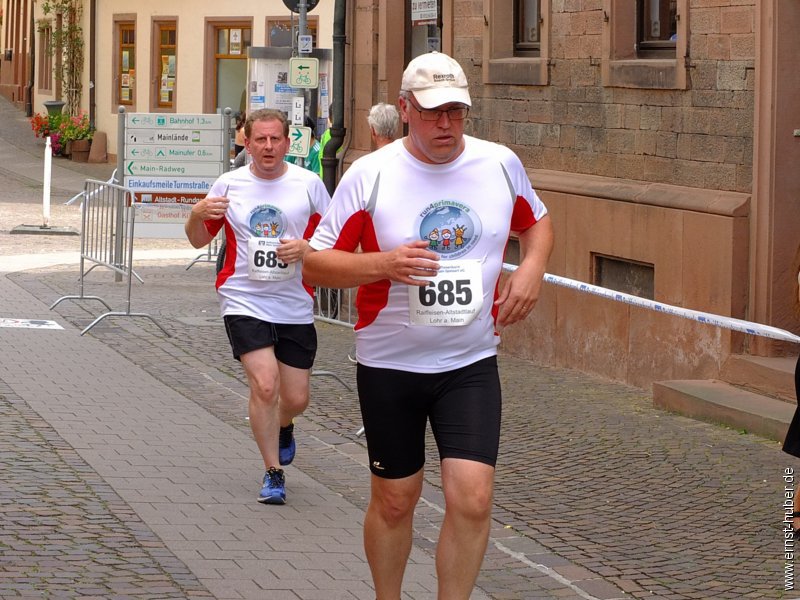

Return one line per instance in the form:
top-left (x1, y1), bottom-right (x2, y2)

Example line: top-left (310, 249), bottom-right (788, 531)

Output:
top-left (494, 214), bottom-right (554, 327)
top-left (303, 241), bottom-right (439, 289)
top-left (185, 195), bottom-right (228, 249)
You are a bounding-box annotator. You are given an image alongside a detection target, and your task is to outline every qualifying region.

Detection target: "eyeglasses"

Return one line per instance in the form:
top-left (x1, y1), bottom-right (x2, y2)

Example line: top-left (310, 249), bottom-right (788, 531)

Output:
top-left (406, 97), bottom-right (469, 122)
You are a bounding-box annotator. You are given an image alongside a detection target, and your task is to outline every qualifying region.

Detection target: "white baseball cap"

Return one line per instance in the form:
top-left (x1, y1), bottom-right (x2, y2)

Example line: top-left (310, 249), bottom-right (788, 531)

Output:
top-left (400, 52), bottom-right (471, 109)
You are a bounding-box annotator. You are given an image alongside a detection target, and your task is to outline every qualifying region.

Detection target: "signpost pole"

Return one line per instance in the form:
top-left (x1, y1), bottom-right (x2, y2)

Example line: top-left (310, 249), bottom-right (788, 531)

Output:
top-left (223, 107), bottom-right (232, 173)
top-left (298, 0), bottom-right (309, 168)
top-left (117, 106), bottom-right (126, 185)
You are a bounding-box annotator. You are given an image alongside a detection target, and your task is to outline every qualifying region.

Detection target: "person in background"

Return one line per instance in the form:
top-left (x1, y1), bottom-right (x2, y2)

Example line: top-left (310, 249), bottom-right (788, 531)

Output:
top-left (367, 102), bottom-right (400, 150)
top-left (781, 245), bottom-right (800, 534)
top-left (234, 111), bottom-right (246, 157)
top-left (303, 52), bottom-right (554, 599)
top-left (286, 115), bottom-right (320, 176)
top-left (185, 108), bottom-right (331, 505)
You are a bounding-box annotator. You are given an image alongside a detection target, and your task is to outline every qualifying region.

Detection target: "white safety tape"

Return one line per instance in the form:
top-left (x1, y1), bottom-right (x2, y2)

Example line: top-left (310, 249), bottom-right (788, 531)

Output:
top-left (502, 264), bottom-right (800, 345)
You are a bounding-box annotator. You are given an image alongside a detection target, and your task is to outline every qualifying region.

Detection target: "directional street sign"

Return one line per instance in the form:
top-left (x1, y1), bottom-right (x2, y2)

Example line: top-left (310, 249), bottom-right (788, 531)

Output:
top-left (286, 126), bottom-right (311, 158)
top-left (122, 111), bottom-right (227, 238)
top-left (126, 129), bottom-right (222, 146)
top-left (289, 57), bottom-right (319, 88)
top-left (292, 97), bottom-right (305, 126)
top-left (137, 192), bottom-right (207, 205)
top-left (125, 160), bottom-right (222, 177)
top-left (298, 34), bottom-right (313, 54)
top-left (124, 176), bottom-right (218, 193)
top-left (126, 113), bottom-right (222, 130)
top-left (126, 145), bottom-right (224, 161)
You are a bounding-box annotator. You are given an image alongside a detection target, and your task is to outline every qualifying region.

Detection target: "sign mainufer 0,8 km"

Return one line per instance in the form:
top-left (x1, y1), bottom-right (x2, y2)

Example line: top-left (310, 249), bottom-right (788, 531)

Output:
top-left (122, 112), bottom-right (226, 238)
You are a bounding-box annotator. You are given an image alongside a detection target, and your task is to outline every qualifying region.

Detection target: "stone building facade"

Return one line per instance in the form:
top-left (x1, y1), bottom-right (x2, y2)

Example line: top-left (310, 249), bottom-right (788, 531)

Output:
top-left (345, 1), bottom-right (799, 397)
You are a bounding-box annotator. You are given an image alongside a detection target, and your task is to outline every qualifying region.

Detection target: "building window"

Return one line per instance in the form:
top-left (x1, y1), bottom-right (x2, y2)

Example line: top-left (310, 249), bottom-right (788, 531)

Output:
top-left (203, 20), bottom-right (253, 112)
top-left (515, 0), bottom-right (540, 56)
top-left (594, 254), bottom-right (655, 300)
top-left (116, 22), bottom-right (135, 106)
top-left (602, 0), bottom-right (688, 90)
top-left (637, 0), bottom-right (677, 58)
top-left (37, 23), bottom-right (53, 92)
top-left (266, 17), bottom-right (318, 48)
top-left (483, 0), bottom-right (550, 86)
top-left (153, 21), bottom-right (177, 111)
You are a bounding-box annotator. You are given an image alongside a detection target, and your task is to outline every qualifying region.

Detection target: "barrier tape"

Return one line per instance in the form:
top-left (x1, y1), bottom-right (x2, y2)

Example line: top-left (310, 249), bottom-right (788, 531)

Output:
top-left (502, 264), bottom-right (800, 345)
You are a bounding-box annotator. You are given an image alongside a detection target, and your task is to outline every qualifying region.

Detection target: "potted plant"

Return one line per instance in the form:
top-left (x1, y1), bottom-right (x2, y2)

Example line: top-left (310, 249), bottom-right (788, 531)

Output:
top-left (58, 112), bottom-right (94, 161)
top-left (30, 110), bottom-right (67, 156)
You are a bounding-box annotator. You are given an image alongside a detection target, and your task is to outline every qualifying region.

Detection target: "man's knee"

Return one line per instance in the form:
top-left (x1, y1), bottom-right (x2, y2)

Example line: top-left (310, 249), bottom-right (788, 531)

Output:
top-left (449, 486), bottom-right (493, 522)
top-left (249, 373), bottom-right (279, 404)
top-left (371, 479), bottom-right (421, 526)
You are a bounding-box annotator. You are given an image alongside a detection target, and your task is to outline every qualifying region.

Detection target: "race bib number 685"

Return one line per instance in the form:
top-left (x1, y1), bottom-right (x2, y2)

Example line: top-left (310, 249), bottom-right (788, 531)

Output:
top-left (408, 259), bottom-right (483, 326)
top-left (247, 238), bottom-right (295, 281)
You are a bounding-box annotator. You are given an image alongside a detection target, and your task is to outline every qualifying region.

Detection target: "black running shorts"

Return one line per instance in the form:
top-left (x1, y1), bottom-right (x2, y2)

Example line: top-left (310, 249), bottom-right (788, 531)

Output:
top-left (356, 356), bottom-right (502, 479)
top-left (223, 315), bottom-right (317, 369)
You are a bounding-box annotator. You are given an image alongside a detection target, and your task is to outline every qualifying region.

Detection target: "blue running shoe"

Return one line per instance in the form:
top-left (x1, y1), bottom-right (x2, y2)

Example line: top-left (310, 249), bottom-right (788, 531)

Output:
top-left (279, 422), bottom-right (296, 466)
top-left (258, 467), bottom-right (286, 504)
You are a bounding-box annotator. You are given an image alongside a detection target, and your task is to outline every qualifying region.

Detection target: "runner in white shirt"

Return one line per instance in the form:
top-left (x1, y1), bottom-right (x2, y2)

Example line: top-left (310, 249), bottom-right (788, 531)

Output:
top-left (185, 109), bottom-right (330, 506)
top-left (303, 52), bottom-right (554, 599)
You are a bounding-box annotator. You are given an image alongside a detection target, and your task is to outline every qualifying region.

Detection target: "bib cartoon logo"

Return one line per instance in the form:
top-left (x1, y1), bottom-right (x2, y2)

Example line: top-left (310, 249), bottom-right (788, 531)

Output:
top-left (417, 200), bottom-right (481, 260)
top-left (249, 205), bottom-right (286, 238)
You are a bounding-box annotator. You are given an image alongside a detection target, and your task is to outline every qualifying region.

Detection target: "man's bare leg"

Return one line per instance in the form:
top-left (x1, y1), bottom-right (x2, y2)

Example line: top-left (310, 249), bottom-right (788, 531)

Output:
top-left (436, 458), bottom-right (495, 600)
top-left (241, 347), bottom-right (281, 468)
top-left (276, 361), bottom-right (311, 428)
top-left (364, 470), bottom-right (424, 599)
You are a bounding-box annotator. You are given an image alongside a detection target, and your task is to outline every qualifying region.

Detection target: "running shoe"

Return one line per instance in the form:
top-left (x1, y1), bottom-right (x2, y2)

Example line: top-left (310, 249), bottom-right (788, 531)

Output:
top-left (279, 422), bottom-right (296, 466)
top-left (258, 467), bottom-right (286, 504)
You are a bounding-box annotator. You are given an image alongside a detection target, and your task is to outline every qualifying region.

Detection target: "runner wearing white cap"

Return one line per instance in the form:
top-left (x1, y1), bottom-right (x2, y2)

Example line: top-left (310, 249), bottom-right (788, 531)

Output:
top-left (304, 52), bottom-right (554, 599)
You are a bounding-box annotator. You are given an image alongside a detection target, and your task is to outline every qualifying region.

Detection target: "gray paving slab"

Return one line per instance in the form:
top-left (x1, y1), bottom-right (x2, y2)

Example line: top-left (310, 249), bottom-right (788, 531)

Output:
top-left (0, 268), bottom-right (445, 599)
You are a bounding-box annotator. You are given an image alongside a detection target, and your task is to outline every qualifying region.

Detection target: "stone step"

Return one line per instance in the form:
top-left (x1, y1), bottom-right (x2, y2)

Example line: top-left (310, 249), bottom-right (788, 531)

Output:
top-left (652, 379), bottom-right (795, 442)
top-left (720, 354), bottom-right (797, 402)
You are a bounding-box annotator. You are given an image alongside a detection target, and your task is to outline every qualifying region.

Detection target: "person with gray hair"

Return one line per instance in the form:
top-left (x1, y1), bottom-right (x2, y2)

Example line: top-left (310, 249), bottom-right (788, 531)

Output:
top-left (367, 102), bottom-right (400, 149)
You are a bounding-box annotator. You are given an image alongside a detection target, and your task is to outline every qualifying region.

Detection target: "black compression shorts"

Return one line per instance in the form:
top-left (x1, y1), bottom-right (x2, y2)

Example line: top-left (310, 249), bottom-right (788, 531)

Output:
top-left (356, 356), bottom-right (501, 479)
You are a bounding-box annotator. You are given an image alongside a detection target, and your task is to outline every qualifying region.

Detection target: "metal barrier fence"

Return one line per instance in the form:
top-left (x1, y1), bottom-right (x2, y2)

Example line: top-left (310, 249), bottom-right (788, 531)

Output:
top-left (314, 286), bottom-right (357, 328)
top-left (66, 169), bottom-right (118, 206)
top-left (50, 179), bottom-right (170, 337)
top-left (186, 232), bottom-right (224, 271)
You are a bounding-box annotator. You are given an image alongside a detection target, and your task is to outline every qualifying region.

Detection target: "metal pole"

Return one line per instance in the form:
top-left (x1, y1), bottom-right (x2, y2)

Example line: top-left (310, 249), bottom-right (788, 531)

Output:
top-left (298, 1), bottom-right (309, 168)
top-left (116, 106), bottom-right (126, 184)
top-left (115, 107), bottom-right (127, 281)
top-left (322, 0), bottom-right (347, 196)
top-left (223, 107), bottom-right (232, 173)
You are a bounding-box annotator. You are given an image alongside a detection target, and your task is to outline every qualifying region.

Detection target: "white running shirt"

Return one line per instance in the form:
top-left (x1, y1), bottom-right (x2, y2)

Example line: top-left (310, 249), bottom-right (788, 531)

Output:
top-left (309, 135), bottom-right (548, 372)
top-left (205, 163), bottom-right (331, 324)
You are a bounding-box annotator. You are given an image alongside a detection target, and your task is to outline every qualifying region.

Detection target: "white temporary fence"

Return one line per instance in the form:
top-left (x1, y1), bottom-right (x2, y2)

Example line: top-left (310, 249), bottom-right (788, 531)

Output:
top-left (50, 179), bottom-right (170, 337)
top-left (501, 264), bottom-right (800, 345)
top-left (323, 262), bottom-right (800, 437)
top-left (314, 265), bottom-right (800, 344)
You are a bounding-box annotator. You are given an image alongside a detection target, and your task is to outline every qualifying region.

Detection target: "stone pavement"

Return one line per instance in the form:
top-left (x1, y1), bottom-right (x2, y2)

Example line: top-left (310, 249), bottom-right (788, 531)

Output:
top-left (0, 95), bottom-right (796, 599)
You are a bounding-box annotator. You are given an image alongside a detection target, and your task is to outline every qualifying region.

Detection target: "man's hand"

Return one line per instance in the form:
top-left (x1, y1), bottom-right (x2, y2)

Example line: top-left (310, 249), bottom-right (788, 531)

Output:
top-left (191, 195), bottom-right (229, 221)
top-left (185, 191), bottom-right (229, 249)
top-left (382, 240), bottom-right (440, 286)
top-left (494, 264), bottom-right (543, 329)
top-left (277, 238), bottom-right (311, 264)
